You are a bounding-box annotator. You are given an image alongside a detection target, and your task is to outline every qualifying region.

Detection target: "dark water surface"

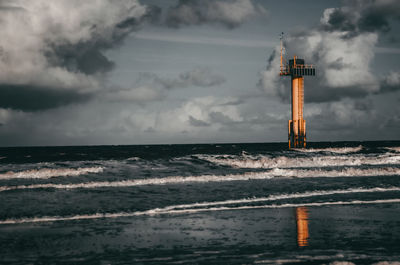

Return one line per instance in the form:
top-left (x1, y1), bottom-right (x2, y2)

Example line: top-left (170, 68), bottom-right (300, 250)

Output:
top-left (0, 141), bottom-right (400, 264)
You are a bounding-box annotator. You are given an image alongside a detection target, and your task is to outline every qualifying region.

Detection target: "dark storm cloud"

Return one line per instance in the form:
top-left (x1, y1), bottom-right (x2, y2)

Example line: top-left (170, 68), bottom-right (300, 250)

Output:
top-left (322, 7), bottom-right (357, 33)
top-left (0, 84), bottom-right (91, 111)
top-left (0, 0), bottom-right (262, 112)
top-left (165, 0), bottom-right (266, 28)
top-left (359, 9), bottom-right (391, 32)
top-left (47, 8), bottom-right (158, 76)
top-left (0, 0), bottom-right (154, 111)
top-left (321, 0), bottom-right (400, 34)
top-left (48, 45), bottom-right (115, 75)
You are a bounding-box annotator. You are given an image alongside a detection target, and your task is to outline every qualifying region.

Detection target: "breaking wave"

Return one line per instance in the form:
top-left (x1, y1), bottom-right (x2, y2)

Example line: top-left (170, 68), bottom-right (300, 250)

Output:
top-left (372, 261), bottom-right (400, 265)
top-left (0, 167), bottom-right (104, 180)
top-left (1, 167), bottom-right (399, 192)
top-left (126, 157), bottom-right (141, 161)
top-left (293, 145), bottom-right (363, 154)
top-left (159, 187), bottom-right (400, 210)
top-left (385, 147), bottom-right (400, 153)
top-left (198, 153), bottom-right (400, 169)
top-left (1, 197), bottom-right (399, 224)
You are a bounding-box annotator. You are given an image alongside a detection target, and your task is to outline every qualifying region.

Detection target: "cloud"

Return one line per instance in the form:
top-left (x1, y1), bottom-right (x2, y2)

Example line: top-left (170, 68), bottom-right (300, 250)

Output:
top-left (258, 49), bottom-right (288, 101)
top-left (0, 0), bottom-right (153, 111)
top-left (158, 67), bottom-right (226, 89)
top-left (134, 32), bottom-right (276, 48)
top-left (307, 98), bottom-right (376, 132)
top-left (0, 84), bottom-right (91, 111)
top-left (165, 0), bottom-right (266, 29)
top-left (0, 0), bottom-right (260, 112)
top-left (165, 96), bottom-right (244, 132)
top-left (104, 67), bottom-right (226, 103)
top-left (106, 85), bottom-right (165, 103)
top-left (320, 0), bottom-right (400, 34)
top-left (100, 96), bottom-right (245, 138)
top-left (380, 71), bottom-right (400, 93)
top-left (0, 96), bottom-right (259, 145)
top-left (188, 116), bottom-right (210, 127)
top-left (117, 96), bottom-right (284, 141)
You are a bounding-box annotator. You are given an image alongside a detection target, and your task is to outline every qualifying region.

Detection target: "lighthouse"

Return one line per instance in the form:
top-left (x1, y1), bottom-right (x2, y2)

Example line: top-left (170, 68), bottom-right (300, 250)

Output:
top-left (279, 33), bottom-right (315, 149)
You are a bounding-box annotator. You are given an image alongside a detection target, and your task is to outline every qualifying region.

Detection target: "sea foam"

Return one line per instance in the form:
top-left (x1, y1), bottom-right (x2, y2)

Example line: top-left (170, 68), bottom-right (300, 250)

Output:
top-left (197, 153), bottom-right (400, 169)
top-left (1, 197), bottom-right (399, 224)
top-left (293, 145), bottom-right (363, 154)
top-left (1, 167), bottom-right (399, 192)
top-left (0, 167), bottom-right (104, 180)
top-left (385, 147), bottom-right (400, 153)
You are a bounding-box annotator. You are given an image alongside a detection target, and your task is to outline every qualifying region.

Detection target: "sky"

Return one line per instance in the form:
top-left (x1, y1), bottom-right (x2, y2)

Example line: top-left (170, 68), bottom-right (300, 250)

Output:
top-left (0, 0), bottom-right (399, 146)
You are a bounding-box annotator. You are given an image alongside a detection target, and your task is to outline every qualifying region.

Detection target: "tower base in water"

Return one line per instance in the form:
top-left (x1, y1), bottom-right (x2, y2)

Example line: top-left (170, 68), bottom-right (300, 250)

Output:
top-left (288, 119), bottom-right (306, 149)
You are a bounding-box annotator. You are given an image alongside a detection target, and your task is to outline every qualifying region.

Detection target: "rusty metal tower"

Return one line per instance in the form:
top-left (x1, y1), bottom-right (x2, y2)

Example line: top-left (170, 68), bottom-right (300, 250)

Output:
top-left (279, 33), bottom-right (315, 149)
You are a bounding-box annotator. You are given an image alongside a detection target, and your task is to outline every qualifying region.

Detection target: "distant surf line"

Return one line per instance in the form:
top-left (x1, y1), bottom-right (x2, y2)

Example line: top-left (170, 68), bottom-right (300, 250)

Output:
top-left (385, 147), bottom-right (400, 153)
top-left (0, 167), bottom-right (104, 180)
top-left (160, 186), bottom-right (400, 211)
top-left (197, 152), bottom-right (400, 169)
top-left (1, 197), bottom-right (400, 225)
top-left (1, 167), bottom-right (399, 192)
top-left (292, 145), bottom-right (363, 154)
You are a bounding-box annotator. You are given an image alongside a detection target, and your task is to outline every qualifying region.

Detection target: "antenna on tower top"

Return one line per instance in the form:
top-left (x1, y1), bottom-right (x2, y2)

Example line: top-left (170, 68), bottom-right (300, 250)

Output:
top-left (280, 32), bottom-right (285, 74)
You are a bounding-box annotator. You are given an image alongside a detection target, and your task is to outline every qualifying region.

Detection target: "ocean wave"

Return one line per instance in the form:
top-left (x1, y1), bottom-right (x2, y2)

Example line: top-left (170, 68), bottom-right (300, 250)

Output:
top-left (255, 255), bottom-right (399, 265)
top-left (385, 147), bottom-right (400, 153)
top-left (1, 167), bottom-right (399, 192)
top-left (320, 260), bottom-right (358, 265)
top-left (372, 261), bottom-right (400, 265)
top-left (1, 198), bottom-right (399, 225)
top-left (0, 167), bottom-right (104, 180)
top-left (126, 157), bottom-right (141, 161)
top-left (197, 153), bottom-right (400, 169)
top-left (255, 256), bottom-right (352, 265)
top-left (159, 187), bottom-right (400, 211)
top-left (293, 145), bottom-right (363, 154)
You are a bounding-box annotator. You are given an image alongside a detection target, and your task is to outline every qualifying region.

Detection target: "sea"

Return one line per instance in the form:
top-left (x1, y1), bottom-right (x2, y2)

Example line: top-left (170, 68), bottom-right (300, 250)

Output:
top-left (0, 141), bottom-right (400, 265)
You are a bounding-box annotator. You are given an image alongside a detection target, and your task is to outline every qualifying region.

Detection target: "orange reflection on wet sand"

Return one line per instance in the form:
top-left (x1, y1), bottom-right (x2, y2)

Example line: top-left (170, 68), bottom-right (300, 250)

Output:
top-left (296, 207), bottom-right (309, 247)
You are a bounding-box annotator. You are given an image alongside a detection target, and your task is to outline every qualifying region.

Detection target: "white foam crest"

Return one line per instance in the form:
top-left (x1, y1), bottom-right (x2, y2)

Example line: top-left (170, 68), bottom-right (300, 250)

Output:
top-left (329, 261), bottom-right (356, 265)
top-left (1, 198), bottom-right (400, 225)
top-left (293, 145), bottom-right (363, 154)
top-left (199, 153), bottom-right (400, 169)
top-left (160, 187), bottom-right (400, 211)
top-left (126, 157), bottom-right (141, 161)
top-left (0, 167), bottom-right (104, 180)
top-left (385, 147), bottom-right (400, 153)
top-left (0, 167), bottom-right (399, 192)
top-left (372, 261), bottom-right (400, 265)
